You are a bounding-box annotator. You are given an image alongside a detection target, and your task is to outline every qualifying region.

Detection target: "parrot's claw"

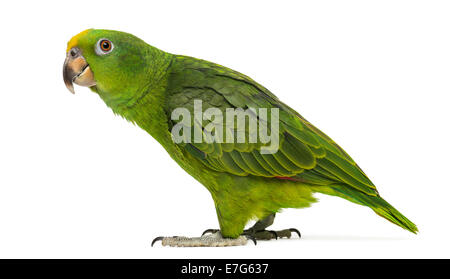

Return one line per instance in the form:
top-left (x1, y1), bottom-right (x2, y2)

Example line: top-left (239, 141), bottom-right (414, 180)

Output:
top-left (151, 236), bottom-right (165, 247)
top-left (288, 228), bottom-right (301, 238)
top-left (201, 229), bottom-right (219, 236)
top-left (151, 232), bottom-right (250, 247)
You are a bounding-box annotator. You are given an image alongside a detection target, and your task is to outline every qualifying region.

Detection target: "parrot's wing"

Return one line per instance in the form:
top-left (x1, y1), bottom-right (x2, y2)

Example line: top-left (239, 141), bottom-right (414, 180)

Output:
top-left (165, 55), bottom-right (378, 197)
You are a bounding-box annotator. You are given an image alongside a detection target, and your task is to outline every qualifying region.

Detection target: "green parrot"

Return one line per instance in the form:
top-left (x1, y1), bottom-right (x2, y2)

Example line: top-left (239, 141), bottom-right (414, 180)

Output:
top-left (63, 29), bottom-right (417, 247)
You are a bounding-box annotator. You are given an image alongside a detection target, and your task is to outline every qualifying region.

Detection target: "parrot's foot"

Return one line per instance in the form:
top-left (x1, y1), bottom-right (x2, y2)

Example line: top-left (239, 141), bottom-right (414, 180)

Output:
top-left (202, 213), bottom-right (301, 241)
top-left (201, 228), bottom-right (301, 240)
top-left (244, 228), bottom-right (301, 240)
top-left (151, 232), bottom-right (255, 247)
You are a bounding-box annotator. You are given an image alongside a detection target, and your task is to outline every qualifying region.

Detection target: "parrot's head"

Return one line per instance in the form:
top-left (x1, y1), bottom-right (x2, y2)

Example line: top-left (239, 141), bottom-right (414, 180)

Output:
top-left (63, 29), bottom-right (153, 97)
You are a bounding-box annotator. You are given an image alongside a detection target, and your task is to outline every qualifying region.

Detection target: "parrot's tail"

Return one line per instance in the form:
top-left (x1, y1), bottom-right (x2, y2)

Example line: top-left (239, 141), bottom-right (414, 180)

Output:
top-left (311, 184), bottom-right (418, 234)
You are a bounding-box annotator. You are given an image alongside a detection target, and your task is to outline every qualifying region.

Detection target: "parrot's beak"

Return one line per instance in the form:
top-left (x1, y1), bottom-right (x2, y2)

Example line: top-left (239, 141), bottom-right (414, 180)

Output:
top-left (63, 47), bottom-right (96, 94)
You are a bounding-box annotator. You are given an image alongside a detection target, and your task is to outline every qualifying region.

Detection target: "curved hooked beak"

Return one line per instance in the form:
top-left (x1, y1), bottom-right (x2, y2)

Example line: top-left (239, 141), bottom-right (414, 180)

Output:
top-left (63, 47), bottom-right (96, 93)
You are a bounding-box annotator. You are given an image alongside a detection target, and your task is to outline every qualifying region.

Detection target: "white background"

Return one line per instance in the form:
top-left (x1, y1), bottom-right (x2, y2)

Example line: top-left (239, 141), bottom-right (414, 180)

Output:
top-left (0, 0), bottom-right (449, 259)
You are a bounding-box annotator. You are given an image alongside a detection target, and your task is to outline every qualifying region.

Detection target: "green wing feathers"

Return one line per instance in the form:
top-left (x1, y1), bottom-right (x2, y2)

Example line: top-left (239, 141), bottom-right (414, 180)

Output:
top-left (165, 55), bottom-right (418, 233)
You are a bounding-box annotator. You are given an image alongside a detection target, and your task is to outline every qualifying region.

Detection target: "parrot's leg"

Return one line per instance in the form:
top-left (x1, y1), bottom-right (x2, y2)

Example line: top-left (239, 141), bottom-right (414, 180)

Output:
top-left (201, 213), bottom-right (301, 241)
top-left (151, 232), bottom-right (255, 247)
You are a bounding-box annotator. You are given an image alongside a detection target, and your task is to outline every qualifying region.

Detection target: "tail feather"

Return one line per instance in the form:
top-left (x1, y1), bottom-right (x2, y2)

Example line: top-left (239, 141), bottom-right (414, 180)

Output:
top-left (311, 184), bottom-right (418, 234)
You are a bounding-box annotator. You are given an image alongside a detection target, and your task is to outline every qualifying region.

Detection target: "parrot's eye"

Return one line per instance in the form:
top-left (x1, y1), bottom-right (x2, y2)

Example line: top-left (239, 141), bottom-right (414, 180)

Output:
top-left (95, 39), bottom-right (114, 55)
top-left (100, 40), bottom-right (111, 51)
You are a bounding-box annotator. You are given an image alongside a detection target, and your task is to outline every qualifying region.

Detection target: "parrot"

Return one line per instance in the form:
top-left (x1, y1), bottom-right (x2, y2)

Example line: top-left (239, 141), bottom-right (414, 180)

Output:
top-left (63, 29), bottom-right (418, 247)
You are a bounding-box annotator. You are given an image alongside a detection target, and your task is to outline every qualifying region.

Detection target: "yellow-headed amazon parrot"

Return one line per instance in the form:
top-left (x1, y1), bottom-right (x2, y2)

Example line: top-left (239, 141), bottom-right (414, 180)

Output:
top-left (63, 29), bottom-right (417, 247)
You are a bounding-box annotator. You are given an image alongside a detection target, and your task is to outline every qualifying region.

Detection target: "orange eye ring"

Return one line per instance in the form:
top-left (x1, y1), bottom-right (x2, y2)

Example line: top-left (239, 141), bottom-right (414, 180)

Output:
top-left (100, 40), bottom-right (112, 52)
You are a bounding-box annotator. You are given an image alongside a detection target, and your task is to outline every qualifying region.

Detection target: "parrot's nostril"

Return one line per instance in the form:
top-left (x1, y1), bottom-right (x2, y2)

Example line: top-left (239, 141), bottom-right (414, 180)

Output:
top-left (70, 48), bottom-right (78, 58)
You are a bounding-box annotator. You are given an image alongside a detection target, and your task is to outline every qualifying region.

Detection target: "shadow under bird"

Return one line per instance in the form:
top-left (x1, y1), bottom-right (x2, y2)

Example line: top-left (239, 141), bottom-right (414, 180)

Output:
top-left (63, 29), bottom-right (418, 247)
